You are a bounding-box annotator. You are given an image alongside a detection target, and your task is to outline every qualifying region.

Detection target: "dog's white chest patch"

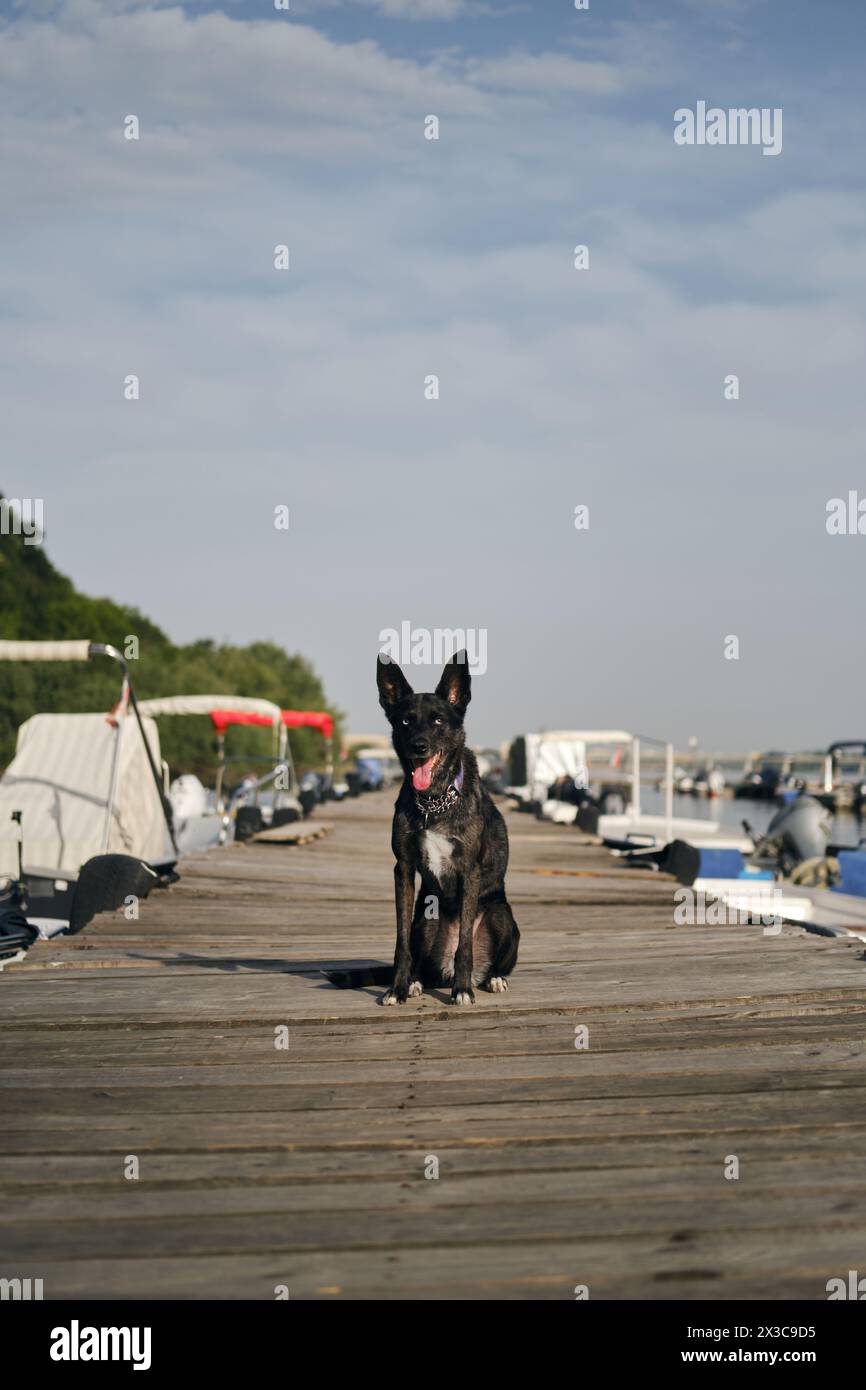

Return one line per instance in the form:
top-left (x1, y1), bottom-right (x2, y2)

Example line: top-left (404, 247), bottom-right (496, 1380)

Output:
top-left (421, 830), bottom-right (454, 883)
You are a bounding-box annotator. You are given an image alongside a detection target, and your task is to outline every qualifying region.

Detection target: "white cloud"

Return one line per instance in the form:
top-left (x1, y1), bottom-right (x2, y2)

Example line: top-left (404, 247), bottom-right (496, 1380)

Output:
top-left (290, 0), bottom-right (474, 19)
top-left (318, 0), bottom-right (475, 17)
top-left (354, 0), bottom-right (468, 16)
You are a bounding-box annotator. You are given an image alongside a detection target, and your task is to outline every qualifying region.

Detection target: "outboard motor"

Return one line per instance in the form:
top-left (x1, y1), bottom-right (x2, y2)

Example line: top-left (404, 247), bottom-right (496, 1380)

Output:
top-left (169, 773), bottom-right (209, 821)
top-left (754, 795), bottom-right (832, 874)
top-left (298, 772), bottom-right (321, 818)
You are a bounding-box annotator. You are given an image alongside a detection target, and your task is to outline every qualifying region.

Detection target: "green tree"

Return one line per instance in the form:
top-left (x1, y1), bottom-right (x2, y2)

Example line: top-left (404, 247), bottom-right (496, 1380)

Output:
top-left (0, 508), bottom-right (339, 781)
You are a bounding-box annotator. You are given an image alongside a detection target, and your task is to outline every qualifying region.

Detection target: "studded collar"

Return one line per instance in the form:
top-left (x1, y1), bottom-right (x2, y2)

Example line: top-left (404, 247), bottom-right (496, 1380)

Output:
top-left (414, 762), bottom-right (464, 827)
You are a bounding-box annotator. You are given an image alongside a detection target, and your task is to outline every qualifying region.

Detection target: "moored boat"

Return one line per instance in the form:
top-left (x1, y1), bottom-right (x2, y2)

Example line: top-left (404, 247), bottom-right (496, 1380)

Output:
top-left (0, 640), bottom-right (178, 966)
top-left (137, 695), bottom-right (309, 850)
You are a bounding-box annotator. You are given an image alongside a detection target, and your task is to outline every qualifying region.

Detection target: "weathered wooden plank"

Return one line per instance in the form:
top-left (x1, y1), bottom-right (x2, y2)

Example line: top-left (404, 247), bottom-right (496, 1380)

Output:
top-left (4, 1090), bottom-right (866, 1158)
top-left (3, 1036), bottom-right (866, 1092)
top-left (4, 1003), bottom-right (866, 1069)
top-left (20, 1219), bottom-right (866, 1302)
top-left (4, 1124), bottom-right (866, 1191)
top-left (4, 1189), bottom-right (865, 1265)
top-left (1, 792), bottom-right (865, 1299)
top-left (2, 950), bottom-right (862, 1025)
top-left (4, 1061), bottom-right (866, 1118)
top-left (4, 1162), bottom-right (864, 1227)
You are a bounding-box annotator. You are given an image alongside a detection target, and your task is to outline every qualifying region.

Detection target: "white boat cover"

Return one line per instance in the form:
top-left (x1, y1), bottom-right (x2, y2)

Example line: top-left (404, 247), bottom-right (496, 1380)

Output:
top-left (0, 713), bottom-right (170, 879)
top-left (525, 731), bottom-right (632, 803)
top-left (0, 639), bottom-right (92, 662)
top-left (138, 694), bottom-right (281, 725)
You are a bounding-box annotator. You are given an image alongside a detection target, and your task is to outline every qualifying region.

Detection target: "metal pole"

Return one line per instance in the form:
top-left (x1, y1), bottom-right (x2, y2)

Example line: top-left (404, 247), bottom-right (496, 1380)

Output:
top-left (90, 646), bottom-right (131, 857)
top-left (283, 732), bottom-right (297, 795)
top-left (215, 734), bottom-right (226, 812)
top-left (665, 742), bottom-right (674, 842)
top-left (101, 683), bottom-right (126, 854)
top-left (127, 684), bottom-right (179, 857)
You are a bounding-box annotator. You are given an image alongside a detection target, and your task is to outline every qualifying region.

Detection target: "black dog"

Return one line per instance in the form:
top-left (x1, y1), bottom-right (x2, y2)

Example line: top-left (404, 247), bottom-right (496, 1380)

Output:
top-left (373, 650), bottom-right (519, 1006)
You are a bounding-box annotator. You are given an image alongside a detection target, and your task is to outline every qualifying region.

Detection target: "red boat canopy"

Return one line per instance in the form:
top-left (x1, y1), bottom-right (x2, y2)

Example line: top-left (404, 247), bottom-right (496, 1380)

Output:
top-left (209, 709), bottom-right (334, 741)
top-left (209, 710), bottom-right (273, 735)
top-left (281, 710), bottom-right (334, 741)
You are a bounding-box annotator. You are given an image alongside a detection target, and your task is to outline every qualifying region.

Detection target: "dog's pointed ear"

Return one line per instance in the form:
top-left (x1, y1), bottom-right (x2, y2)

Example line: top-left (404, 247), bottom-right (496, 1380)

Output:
top-left (435, 650), bottom-right (471, 717)
top-left (377, 653), bottom-right (413, 714)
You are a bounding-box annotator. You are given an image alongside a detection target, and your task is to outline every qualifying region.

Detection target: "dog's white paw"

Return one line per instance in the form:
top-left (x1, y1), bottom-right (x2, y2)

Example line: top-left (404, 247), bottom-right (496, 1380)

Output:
top-left (484, 976), bottom-right (509, 993)
top-left (451, 990), bottom-right (475, 1006)
top-left (382, 990), bottom-right (401, 1006)
top-left (407, 980), bottom-right (423, 997)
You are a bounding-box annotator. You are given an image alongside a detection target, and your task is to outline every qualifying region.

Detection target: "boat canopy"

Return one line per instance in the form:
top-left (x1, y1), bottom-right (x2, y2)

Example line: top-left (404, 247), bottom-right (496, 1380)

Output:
top-left (0, 713), bottom-right (171, 879)
top-left (138, 694), bottom-right (290, 785)
top-left (530, 730), bottom-right (633, 745)
top-left (206, 708), bottom-right (335, 775)
top-left (210, 710), bottom-right (275, 734)
top-left (206, 709), bottom-right (333, 740)
top-left (0, 639), bottom-right (178, 872)
top-left (523, 730), bottom-right (633, 804)
top-left (282, 710), bottom-right (334, 741)
top-left (136, 695), bottom-right (336, 796)
top-left (138, 695), bottom-right (282, 726)
top-left (136, 697), bottom-right (333, 744)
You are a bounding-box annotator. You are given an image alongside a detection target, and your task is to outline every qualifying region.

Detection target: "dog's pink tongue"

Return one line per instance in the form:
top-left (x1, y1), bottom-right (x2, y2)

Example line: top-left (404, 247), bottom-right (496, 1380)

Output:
top-left (412, 758), bottom-right (436, 792)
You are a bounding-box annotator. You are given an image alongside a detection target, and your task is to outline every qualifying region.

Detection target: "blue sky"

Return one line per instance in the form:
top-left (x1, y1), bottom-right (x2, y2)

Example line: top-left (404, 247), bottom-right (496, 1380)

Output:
top-left (2, 0), bottom-right (866, 748)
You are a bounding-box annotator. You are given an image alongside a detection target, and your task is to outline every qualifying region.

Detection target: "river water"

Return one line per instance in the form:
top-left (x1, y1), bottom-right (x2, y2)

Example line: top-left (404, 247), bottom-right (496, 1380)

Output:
top-left (637, 789), bottom-right (865, 847)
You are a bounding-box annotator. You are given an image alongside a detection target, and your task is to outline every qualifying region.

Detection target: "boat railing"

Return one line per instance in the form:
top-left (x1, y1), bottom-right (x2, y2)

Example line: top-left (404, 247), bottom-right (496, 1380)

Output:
top-left (218, 754), bottom-right (298, 814)
top-left (630, 735), bottom-right (675, 842)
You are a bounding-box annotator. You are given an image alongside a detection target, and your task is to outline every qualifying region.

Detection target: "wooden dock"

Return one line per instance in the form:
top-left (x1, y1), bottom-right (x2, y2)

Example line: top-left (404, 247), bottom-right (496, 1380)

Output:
top-left (2, 792), bottom-right (866, 1301)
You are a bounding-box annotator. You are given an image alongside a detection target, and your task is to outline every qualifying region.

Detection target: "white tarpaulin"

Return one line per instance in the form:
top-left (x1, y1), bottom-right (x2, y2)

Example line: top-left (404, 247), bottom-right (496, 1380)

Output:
top-left (0, 713), bottom-right (170, 879)
top-left (525, 730), bottom-right (632, 803)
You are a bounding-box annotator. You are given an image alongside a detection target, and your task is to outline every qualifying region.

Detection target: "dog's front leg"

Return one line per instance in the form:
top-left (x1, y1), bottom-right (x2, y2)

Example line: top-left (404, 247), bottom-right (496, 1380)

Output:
top-left (451, 867), bottom-right (480, 1005)
top-left (383, 860), bottom-right (415, 1005)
